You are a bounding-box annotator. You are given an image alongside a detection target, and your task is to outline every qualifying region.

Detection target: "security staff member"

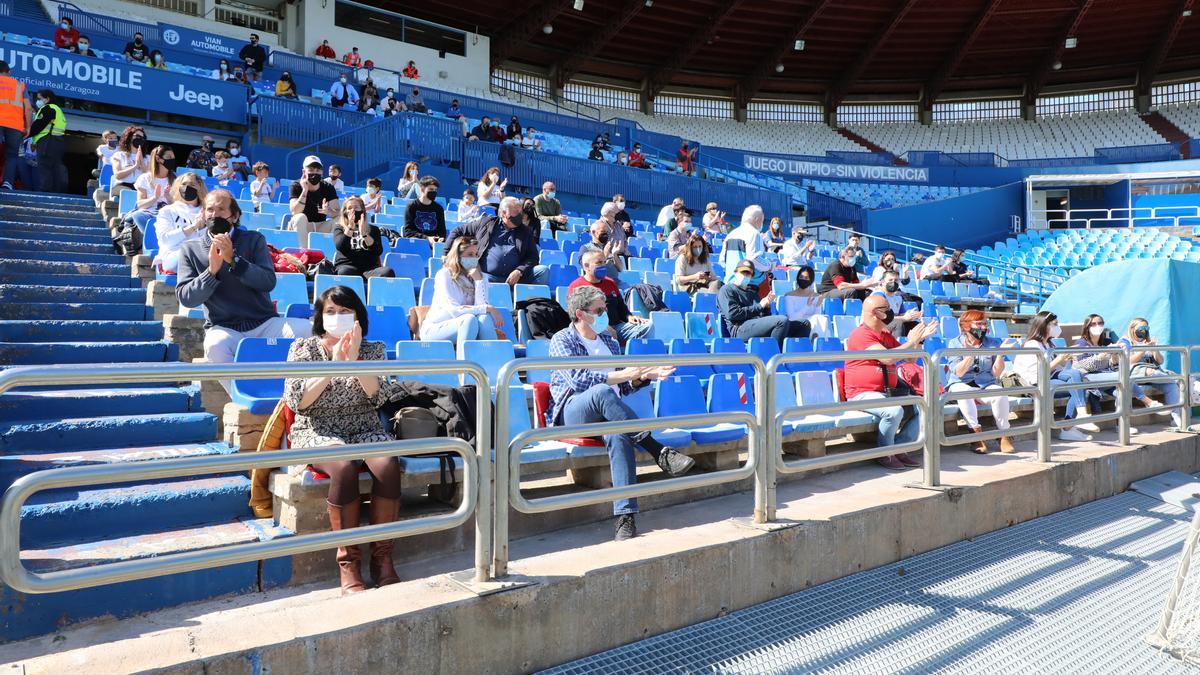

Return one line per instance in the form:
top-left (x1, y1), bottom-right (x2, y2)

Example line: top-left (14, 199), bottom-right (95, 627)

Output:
top-left (0, 60), bottom-right (34, 191)
top-left (28, 90), bottom-right (67, 194)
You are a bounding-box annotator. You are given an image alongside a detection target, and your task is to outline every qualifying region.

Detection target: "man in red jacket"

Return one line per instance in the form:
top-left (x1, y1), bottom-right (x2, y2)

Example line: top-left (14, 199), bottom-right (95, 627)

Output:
top-left (54, 17), bottom-right (79, 50)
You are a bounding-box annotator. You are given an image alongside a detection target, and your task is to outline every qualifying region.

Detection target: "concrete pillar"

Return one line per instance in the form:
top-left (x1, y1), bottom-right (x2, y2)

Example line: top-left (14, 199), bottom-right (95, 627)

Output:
top-left (146, 280), bottom-right (179, 320)
top-left (162, 313), bottom-right (206, 363)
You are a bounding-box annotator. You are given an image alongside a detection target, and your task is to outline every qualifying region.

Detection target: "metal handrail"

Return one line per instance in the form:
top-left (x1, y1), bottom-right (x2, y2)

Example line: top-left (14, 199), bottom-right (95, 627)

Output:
top-left (1126, 344), bottom-right (1192, 433)
top-left (0, 359), bottom-right (494, 591)
top-left (1029, 205), bottom-right (1200, 230)
top-left (932, 347), bottom-right (1048, 456)
top-left (1041, 346), bottom-right (1132, 446)
top-left (491, 353), bottom-right (768, 577)
top-left (764, 350), bottom-right (934, 492)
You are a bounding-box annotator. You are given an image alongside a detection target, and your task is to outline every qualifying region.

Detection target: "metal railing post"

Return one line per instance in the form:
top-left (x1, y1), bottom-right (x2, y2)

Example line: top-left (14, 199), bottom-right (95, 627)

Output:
top-left (1119, 349), bottom-right (1132, 446)
top-left (1038, 351), bottom-right (1054, 462)
top-left (923, 349), bottom-right (941, 488)
top-left (756, 365), bottom-right (775, 523)
top-left (1186, 348), bottom-right (1194, 433)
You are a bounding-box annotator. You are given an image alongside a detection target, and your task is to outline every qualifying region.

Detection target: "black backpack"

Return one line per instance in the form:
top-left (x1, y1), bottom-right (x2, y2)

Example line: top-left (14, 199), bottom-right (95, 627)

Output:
top-left (516, 297), bottom-right (569, 340)
top-left (499, 143), bottom-right (516, 168)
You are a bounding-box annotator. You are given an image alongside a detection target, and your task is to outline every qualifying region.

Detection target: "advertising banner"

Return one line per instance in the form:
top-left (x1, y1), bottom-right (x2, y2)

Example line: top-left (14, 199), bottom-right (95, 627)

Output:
top-left (0, 46), bottom-right (249, 124)
top-left (743, 154), bottom-right (931, 183)
top-left (160, 23), bottom-right (262, 62)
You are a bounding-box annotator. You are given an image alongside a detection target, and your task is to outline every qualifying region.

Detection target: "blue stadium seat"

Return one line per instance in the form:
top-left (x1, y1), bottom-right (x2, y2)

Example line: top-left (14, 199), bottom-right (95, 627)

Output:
top-left (540, 250), bottom-right (568, 267)
top-left (668, 339), bottom-right (712, 380)
top-left (813, 337), bottom-right (844, 370)
top-left (554, 286), bottom-right (569, 308)
top-left (383, 253), bottom-right (425, 285)
top-left (524, 338), bottom-right (555, 384)
top-left (692, 292), bottom-right (718, 315)
top-left (628, 257), bottom-right (652, 273)
top-left (655, 376), bottom-right (744, 445)
top-left (748, 337), bottom-right (783, 371)
top-left (487, 283), bottom-right (514, 309)
top-left (367, 276), bottom-right (416, 310)
top-left (685, 311), bottom-right (721, 341)
top-left (547, 264), bottom-right (578, 288)
top-left (842, 299), bottom-right (863, 317)
top-left (663, 290), bottom-right (691, 314)
top-left (391, 238), bottom-right (431, 258)
top-left (514, 284), bottom-right (550, 303)
top-left (367, 306), bottom-right (412, 355)
top-left (230, 337), bottom-right (295, 414)
top-left (625, 387), bottom-right (692, 448)
top-left (308, 232), bottom-right (337, 260)
top-left (117, 189), bottom-right (137, 217)
top-left (270, 273), bottom-right (309, 314)
top-left (648, 311), bottom-right (684, 341)
top-left (314, 274), bottom-right (365, 301)
top-left (831, 315), bottom-right (859, 339)
top-left (821, 298), bottom-right (844, 316)
top-left (260, 229), bottom-right (300, 250)
top-left (772, 373), bottom-right (836, 435)
top-left (794, 371), bottom-right (875, 428)
top-left (783, 337), bottom-right (816, 372)
top-left (241, 212), bottom-right (276, 231)
top-left (459, 339), bottom-right (515, 386)
top-left (706, 372), bottom-right (755, 441)
top-left (626, 338), bottom-right (667, 356)
top-left (711, 337), bottom-right (751, 375)
top-left (419, 277), bottom-right (436, 305)
top-left (394, 341), bottom-right (458, 386)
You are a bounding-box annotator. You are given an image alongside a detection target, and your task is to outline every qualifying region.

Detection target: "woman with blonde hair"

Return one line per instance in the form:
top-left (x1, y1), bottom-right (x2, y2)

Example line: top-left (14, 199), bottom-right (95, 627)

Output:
top-left (152, 172), bottom-right (207, 273)
top-left (421, 236), bottom-right (502, 345)
top-left (476, 166), bottom-right (506, 216)
top-left (126, 144), bottom-right (175, 233)
top-left (396, 161), bottom-right (420, 199)
top-left (333, 196), bottom-right (394, 278)
top-left (1119, 317), bottom-right (1184, 429)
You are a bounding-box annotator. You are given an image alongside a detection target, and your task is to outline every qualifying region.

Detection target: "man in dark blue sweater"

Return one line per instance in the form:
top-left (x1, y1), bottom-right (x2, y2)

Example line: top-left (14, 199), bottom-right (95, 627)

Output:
top-left (176, 189), bottom-right (310, 391)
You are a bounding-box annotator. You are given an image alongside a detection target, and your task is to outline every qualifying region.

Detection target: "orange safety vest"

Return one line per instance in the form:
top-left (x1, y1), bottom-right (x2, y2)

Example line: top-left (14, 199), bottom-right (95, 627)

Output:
top-left (0, 76), bottom-right (27, 131)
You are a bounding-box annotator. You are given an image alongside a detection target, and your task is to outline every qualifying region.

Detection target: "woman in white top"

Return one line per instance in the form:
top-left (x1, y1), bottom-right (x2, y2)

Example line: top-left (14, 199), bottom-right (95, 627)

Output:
top-left (421, 236), bottom-right (501, 345)
top-left (126, 145), bottom-right (173, 233)
top-left (396, 161), bottom-right (420, 200)
top-left (476, 166), bottom-right (506, 217)
top-left (1012, 310), bottom-right (1093, 442)
top-left (152, 173), bottom-right (206, 273)
top-left (674, 231), bottom-right (720, 295)
top-left (109, 125), bottom-right (148, 192)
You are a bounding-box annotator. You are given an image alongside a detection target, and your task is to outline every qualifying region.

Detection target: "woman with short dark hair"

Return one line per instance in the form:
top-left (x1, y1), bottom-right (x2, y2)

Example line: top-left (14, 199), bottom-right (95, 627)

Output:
top-left (283, 285), bottom-right (400, 595)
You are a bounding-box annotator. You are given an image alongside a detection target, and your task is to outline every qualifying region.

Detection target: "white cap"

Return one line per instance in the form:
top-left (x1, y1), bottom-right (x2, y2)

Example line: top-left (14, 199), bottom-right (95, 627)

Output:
top-left (302, 155), bottom-right (322, 168)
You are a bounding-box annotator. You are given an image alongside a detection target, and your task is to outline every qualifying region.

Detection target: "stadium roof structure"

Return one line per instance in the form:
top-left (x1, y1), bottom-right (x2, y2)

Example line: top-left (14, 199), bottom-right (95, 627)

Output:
top-left (402, 0), bottom-right (1200, 106)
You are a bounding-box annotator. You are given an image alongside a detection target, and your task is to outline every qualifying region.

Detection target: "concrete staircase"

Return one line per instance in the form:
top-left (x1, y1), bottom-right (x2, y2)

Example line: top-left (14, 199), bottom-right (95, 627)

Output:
top-left (0, 191), bottom-right (291, 643)
top-left (1139, 111), bottom-right (1191, 157)
top-left (834, 128), bottom-right (908, 165)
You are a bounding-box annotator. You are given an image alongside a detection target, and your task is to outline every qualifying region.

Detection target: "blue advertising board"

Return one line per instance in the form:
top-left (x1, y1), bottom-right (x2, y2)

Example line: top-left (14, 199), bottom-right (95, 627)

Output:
top-left (0, 45), bottom-right (249, 124)
top-left (160, 23), bottom-right (261, 62)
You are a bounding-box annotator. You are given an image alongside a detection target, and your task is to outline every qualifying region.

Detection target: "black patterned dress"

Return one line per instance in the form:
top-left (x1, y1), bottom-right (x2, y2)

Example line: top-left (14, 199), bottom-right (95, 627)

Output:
top-left (283, 337), bottom-right (392, 448)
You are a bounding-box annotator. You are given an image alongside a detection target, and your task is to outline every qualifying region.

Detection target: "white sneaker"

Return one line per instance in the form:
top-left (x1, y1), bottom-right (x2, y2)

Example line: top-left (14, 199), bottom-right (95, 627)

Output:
top-left (1076, 422), bottom-right (1101, 433)
top-left (1059, 428), bottom-right (1092, 442)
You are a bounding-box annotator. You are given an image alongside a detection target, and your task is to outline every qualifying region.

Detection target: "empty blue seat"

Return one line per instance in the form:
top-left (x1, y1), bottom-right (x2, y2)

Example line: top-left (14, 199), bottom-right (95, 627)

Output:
top-left (459, 339), bottom-right (515, 386)
top-left (547, 264), bottom-right (578, 288)
top-left (648, 311), bottom-right (685, 341)
top-left (782, 337), bottom-right (815, 372)
top-left (628, 257), bottom-right (652, 273)
top-left (692, 292), bottom-right (719, 315)
top-left (540, 250), bottom-right (568, 267)
top-left (394, 340), bottom-right (458, 386)
top-left (314, 274), bottom-right (365, 301)
top-left (367, 306), bottom-right (412, 354)
top-left (821, 298), bottom-right (844, 316)
top-left (260, 229), bottom-right (300, 250)
top-left (383, 253), bottom-right (425, 284)
top-left (748, 337), bottom-right (783, 372)
top-left (487, 283), bottom-right (514, 309)
top-left (625, 387), bottom-right (693, 448)
top-left (668, 339), bottom-right (712, 380)
top-left (773, 373), bottom-right (837, 434)
top-left (269, 273), bottom-right (309, 314)
top-left (813, 337), bottom-right (844, 370)
top-left (367, 276), bottom-right (416, 310)
top-left (391, 238), bottom-right (430, 258)
top-left (831, 315), bottom-right (859, 339)
top-left (514, 284), bottom-right (551, 303)
top-left (842, 299), bottom-right (863, 317)
top-left (663, 290), bottom-right (691, 314)
top-left (685, 311), bottom-right (721, 341)
top-left (794, 371), bottom-right (875, 428)
top-left (308, 232), bottom-right (337, 260)
top-left (705, 373), bottom-right (755, 441)
top-left (711, 337), bottom-right (751, 375)
top-left (419, 277), bottom-right (436, 305)
top-left (654, 375), bottom-right (744, 444)
top-left (230, 337), bottom-right (295, 414)
top-left (626, 338), bottom-right (667, 356)
top-left (524, 338), bottom-right (555, 384)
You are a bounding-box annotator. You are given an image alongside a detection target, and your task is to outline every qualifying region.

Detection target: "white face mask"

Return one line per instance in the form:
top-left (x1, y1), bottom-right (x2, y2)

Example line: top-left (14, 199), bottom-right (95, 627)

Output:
top-left (615, 200), bottom-right (625, 209)
top-left (324, 312), bottom-right (355, 338)
top-left (1089, 325), bottom-right (1105, 338)
top-left (1050, 324), bottom-right (1062, 339)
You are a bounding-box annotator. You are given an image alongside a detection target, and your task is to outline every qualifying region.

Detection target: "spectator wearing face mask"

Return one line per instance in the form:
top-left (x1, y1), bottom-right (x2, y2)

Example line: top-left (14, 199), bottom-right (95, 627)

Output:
top-left (422, 236), bottom-right (501, 347)
top-left (489, 119), bottom-right (507, 144)
top-left (588, 142), bottom-right (604, 162)
top-left (720, 205), bottom-right (770, 289)
top-left (382, 90), bottom-right (406, 117)
top-left (458, 191), bottom-right (479, 222)
top-left (594, 132), bottom-right (611, 150)
top-left (334, 197), bottom-right (394, 279)
top-left (878, 270), bottom-right (922, 337)
top-left (581, 216), bottom-right (625, 274)
top-left (225, 141), bottom-right (249, 180)
top-left (477, 167), bottom-right (505, 215)
top-left (523, 127), bottom-right (542, 151)
top-left (124, 32), bottom-right (148, 63)
top-left (674, 233), bottom-right (720, 296)
top-left (71, 36), bottom-right (95, 57)
top-left (469, 116), bottom-right (492, 142)
top-left (29, 90), bottom-right (67, 194)
top-left (781, 226), bottom-right (815, 267)
top-left (506, 116), bottom-right (522, 140)
top-left (1071, 313), bottom-right (1158, 416)
top-left (176, 189), bottom-right (311, 393)
top-left (324, 165), bottom-right (345, 194)
top-left (611, 194), bottom-right (632, 237)
top-left (239, 34), bottom-right (266, 81)
top-left (288, 156), bottom-right (340, 248)
top-left (154, 173), bottom-right (207, 273)
top-left (275, 72), bottom-right (298, 99)
top-left (126, 144), bottom-right (174, 231)
top-left (149, 50), bottom-right (168, 70)
top-left (676, 141), bottom-right (697, 177)
top-left (213, 60), bottom-right (233, 81)
top-left (446, 196), bottom-right (549, 286)
top-left (569, 250), bottom-right (650, 342)
top-left (1013, 311), bottom-right (1092, 441)
top-left (844, 233), bottom-right (868, 274)
top-left (534, 181), bottom-right (568, 232)
top-left (665, 212), bottom-right (696, 259)
top-left (315, 40), bottom-right (336, 60)
top-left (110, 125), bottom-right (149, 192)
top-left (447, 99), bottom-right (461, 117)
top-left (402, 60), bottom-right (419, 79)
top-left (817, 246), bottom-right (874, 300)
top-left (212, 151), bottom-right (238, 187)
top-left (718, 260), bottom-right (809, 347)
top-left (944, 310), bottom-right (1017, 454)
top-left (329, 75), bottom-right (359, 109)
top-left (403, 177), bottom-right (446, 243)
top-left (54, 18), bottom-right (80, 50)
top-left (920, 245), bottom-right (955, 281)
top-left (396, 161), bottom-right (420, 199)
top-left (405, 87), bottom-right (427, 114)
top-left (186, 136), bottom-right (217, 171)
top-left (628, 143), bottom-right (647, 168)
top-left (342, 47), bottom-right (362, 69)
top-left (1120, 318), bottom-right (1185, 429)
top-left (362, 178), bottom-right (384, 215)
top-left (762, 217), bottom-right (787, 253)
top-left (361, 78), bottom-right (378, 101)
top-left (95, 130), bottom-right (119, 174)
top-left (249, 162), bottom-right (274, 209)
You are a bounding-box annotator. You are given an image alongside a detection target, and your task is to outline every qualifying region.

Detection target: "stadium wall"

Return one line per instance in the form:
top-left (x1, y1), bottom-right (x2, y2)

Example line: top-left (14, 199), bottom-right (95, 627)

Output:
top-left (863, 182), bottom-right (1024, 250)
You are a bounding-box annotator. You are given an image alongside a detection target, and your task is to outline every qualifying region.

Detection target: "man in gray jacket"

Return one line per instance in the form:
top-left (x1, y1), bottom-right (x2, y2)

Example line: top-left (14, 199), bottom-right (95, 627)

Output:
top-left (176, 188), bottom-right (310, 391)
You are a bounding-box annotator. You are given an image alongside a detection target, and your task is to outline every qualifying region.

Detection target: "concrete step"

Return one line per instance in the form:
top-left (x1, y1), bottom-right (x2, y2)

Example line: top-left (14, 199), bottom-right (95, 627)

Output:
top-left (0, 191), bottom-right (97, 209)
top-left (0, 235), bottom-right (116, 254)
top-left (0, 340), bottom-right (178, 365)
top-left (0, 222), bottom-right (114, 242)
top-left (0, 385), bottom-right (199, 421)
top-left (0, 319), bottom-right (163, 343)
top-left (20, 474), bottom-right (254, 548)
top-left (0, 249), bottom-right (127, 265)
top-left (0, 258), bottom-right (129, 276)
top-left (1, 517), bottom-right (291, 644)
top-left (0, 211), bottom-right (106, 228)
top-left (0, 273), bottom-right (141, 288)
top-left (0, 302), bottom-right (152, 321)
top-left (0, 440), bottom-right (235, 492)
top-left (0, 284), bottom-right (145, 305)
top-left (0, 411), bottom-right (218, 453)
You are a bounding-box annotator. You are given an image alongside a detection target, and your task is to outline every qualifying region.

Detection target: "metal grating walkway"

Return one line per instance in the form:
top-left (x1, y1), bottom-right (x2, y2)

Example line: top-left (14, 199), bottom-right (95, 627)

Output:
top-left (543, 490), bottom-right (1195, 674)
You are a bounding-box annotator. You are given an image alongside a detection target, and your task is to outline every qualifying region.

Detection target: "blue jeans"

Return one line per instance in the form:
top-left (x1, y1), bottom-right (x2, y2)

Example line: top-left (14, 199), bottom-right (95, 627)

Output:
top-left (421, 313), bottom-right (497, 346)
top-left (735, 316), bottom-right (810, 348)
top-left (1050, 367), bottom-right (1087, 420)
top-left (127, 209), bottom-right (157, 234)
top-left (560, 384), bottom-right (647, 516)
top-left (614, 321), bottom-right (652, 342)
top-left (485, 265), bottom-right (549, 285)
top-left (401, 183), bottom-right (420, 199)
top-left (1081, 371), bottom-right (1147, 413)
top-left (1, 126), bottom-right (21, 185)
top-left (850, 391), bottom-right (921, 447)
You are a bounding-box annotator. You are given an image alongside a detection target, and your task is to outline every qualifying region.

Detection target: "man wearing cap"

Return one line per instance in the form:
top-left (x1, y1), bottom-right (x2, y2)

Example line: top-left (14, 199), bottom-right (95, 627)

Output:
top-left (717, 259), bottom-right (810, 347)
top-left (288, 155), bottom-right (340, 248)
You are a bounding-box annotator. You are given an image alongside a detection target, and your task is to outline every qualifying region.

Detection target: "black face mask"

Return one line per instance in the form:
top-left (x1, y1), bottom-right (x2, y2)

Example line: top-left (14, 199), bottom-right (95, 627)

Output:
top-left (1135, 326), bottom-right (1150, 340)
top-left (879, 308), bottom-right (896, 324)
top-left (203, 141), bottom-right (214, 150)
top-left (307, 173), bottom-right (321, 185)
top-left (969, 327), bottom-right (988, 341)
top-left (163, 157), bottom-right (176, 171)
top-left (131, 137), bottom-right (144, 149)
top-left (797, 277), bottom-right (813, 290)
top-left (885, 281), bottom-right (899, 293)
top-left (425, 190), bottom-right (438, 201)
top-left (182, 185), bottom-right (199, 202)
top-left (597, 233), bottom-right (610, 245)
top-left (329, 175), bottom-right (341, 182)
top-left (207, 217), bottom-right (233, 235)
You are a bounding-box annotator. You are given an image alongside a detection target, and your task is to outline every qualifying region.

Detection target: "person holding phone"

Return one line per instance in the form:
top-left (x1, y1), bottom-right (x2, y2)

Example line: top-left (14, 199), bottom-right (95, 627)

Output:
top-left (333, 196), bottom-right (393, 279)
top-left (287, 155), bottom-right (340, 248)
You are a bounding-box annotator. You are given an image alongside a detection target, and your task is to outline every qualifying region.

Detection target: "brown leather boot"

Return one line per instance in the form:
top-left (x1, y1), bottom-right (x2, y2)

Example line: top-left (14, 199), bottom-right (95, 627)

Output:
top-left (970, 427), bottom-right (989, 454)
top-left (368, 496), bottom-right (401, 588)
top-left (327, 500), bottom-right (366, 595)
top-left (999, 436), bottom-right (1016, 454)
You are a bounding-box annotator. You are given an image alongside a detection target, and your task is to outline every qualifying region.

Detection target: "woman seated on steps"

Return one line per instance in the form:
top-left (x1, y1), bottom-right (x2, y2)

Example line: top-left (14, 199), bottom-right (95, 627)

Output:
top-left (283, 285), bottom-right (400, 595)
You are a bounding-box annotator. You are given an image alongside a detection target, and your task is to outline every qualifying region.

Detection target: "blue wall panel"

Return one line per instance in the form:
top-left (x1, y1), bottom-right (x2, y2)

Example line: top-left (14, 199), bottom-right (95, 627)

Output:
top-left (864, 182), bottom-right (1023, 251)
